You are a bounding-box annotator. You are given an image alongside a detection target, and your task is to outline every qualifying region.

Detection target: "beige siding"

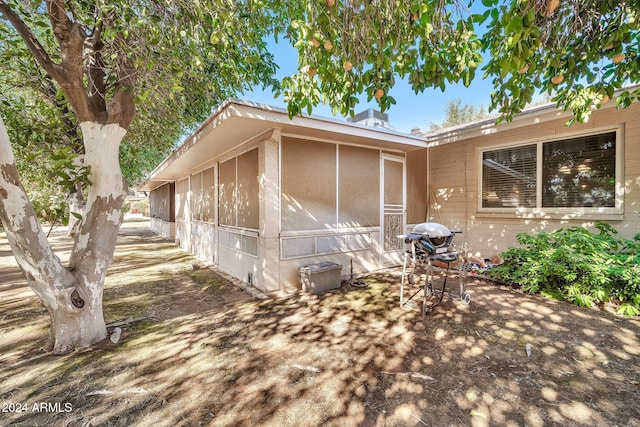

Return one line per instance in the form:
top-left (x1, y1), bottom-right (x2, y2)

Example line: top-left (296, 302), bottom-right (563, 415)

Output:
top-left (406, 148), bottom-right (428, 224)
top-left (428, 102), bottom-right (640, 260)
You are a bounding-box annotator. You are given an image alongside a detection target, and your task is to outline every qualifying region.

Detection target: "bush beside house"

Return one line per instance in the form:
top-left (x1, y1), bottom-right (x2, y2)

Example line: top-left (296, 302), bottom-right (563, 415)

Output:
top-left (486, 222), bottom-right (640, 316)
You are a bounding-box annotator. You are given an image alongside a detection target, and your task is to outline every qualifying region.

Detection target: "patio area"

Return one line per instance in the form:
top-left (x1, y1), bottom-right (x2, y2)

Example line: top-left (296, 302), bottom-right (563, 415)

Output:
top-left (1, 221), bottom-right (639, 426)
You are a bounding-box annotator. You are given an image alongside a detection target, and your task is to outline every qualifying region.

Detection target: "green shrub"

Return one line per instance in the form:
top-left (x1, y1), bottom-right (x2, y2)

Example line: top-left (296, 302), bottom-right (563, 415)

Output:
top-left (486, 222), bottom-right (640, 316)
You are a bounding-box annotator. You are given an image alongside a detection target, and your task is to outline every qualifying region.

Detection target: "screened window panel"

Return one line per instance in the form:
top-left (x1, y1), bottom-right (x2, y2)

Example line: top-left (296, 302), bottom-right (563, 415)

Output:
top-left (176, 178), bottom-right (189, 219)
top-left (150, 183), bottom-right (171, 221)
top-left (338, 145), bottom-right (379, 228)
top-left (218, 158), bottom-right (236, 226)
top-left (542, 132), bottom-right (616, 208)
top-left (237, 148), bottom-right (259, 229)
top-left (384, 160), bottom-right (403, 206)
top-left (190, 172), bottom-right (203, 221)
top-left (202, 167), bottom-right (215, 223)
top-left (281, 137), bottom-right (336, 231)
top-left (482, 145), bottom-right (537, 208)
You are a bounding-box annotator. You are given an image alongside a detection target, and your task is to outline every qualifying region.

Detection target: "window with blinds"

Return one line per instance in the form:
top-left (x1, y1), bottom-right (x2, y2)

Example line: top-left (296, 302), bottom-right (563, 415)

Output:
top-left (482, 144), bottom-right (537, 209)
top-left (542, 132), bottom-right (616, 208)
top-left (480, 129), bottom-right (620, 213)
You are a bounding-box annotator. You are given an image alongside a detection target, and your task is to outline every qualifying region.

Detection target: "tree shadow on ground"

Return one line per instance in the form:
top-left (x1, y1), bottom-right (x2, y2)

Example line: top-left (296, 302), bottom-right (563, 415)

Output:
top-left (1, 223), bottom-right (639, 426)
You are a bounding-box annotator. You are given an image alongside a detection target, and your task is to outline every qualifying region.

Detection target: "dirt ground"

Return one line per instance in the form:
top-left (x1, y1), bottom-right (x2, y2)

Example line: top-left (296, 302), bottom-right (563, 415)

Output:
top-left (1, 221), bottom-right (640, 427)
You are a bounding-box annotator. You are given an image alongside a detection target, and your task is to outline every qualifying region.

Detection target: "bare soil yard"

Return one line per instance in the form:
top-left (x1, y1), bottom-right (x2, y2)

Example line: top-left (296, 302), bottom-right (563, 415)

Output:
top-left (1, 221), bottom-right (639, 426)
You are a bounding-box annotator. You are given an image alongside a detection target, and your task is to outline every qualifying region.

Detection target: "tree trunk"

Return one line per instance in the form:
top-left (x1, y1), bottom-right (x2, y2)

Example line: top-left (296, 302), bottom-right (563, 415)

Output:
top-left (67, 182), bottom-right (85, 238)
top-left (0, 117), bottom-right (127, 354)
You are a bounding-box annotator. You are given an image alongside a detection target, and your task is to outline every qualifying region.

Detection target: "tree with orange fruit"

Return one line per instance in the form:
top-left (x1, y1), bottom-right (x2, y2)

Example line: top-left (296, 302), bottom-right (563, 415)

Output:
top-left (279, 0), bottom-right (638, 124)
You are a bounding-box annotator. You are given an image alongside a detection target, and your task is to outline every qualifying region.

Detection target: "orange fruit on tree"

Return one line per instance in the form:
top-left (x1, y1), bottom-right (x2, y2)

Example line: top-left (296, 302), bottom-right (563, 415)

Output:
top-left (375, 88), bottom-right (385, 99)
top-left (327, 0), bottom-right (335, 6)
top-left (612, 53), bottom-right (625, 63)
top-left (308, 68), bottom-right (317, 77)
top-left (324, 40), bottom-right (333, 50)
top-left (517, 64), bottom-right (529, 74)
top-left (343, 61), bottom-right (353, 71)
top-left (544, 0), bottom-right (560, 16)
top-left (551, 75), bottom-right (564, 84)
top-left (311, 38), bottom-right (321, 48)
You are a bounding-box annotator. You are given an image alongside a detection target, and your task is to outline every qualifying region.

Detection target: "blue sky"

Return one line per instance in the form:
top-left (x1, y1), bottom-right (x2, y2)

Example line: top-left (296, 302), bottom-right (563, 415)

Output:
top-left (246, 39), bottom-right (497, 133)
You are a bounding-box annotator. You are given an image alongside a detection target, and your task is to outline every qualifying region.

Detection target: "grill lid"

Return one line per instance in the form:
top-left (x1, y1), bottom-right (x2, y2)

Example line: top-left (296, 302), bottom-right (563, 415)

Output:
top-left (410, 222), bottom-right (452, 238)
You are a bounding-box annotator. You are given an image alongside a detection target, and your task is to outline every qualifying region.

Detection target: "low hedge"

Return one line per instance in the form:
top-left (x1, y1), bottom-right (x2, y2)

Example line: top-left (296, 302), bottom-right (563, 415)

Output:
top-left (485, 222), bottom-right (640, 316)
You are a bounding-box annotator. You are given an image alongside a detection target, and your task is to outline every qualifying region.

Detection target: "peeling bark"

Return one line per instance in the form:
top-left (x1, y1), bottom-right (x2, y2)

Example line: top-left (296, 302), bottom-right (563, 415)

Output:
top-left (67, 182), bottom-right (85, 238)
top-left (1, 117), bottom-right (127, 354)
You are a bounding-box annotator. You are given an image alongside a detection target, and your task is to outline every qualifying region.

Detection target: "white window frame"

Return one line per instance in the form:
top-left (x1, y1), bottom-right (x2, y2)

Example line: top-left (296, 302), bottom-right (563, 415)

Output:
top-left (477, 125), bottom-right (624, 218)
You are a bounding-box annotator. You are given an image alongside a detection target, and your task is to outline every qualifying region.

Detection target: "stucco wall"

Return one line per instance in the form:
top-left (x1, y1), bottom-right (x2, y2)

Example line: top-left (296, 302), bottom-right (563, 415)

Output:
top-left (428, 102), bottom-right (640, 260)
top-left (150, 217), bottom-right (175, 239)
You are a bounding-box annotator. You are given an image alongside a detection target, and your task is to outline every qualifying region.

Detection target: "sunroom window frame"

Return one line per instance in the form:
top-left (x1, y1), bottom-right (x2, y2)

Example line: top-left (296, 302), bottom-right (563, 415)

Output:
top-left (477, 124), bottom-right (624, 217)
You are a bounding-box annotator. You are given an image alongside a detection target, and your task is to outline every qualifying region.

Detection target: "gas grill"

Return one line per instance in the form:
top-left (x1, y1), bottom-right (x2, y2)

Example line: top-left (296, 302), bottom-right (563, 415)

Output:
top-left (400, 222), bottom-right (470, 314)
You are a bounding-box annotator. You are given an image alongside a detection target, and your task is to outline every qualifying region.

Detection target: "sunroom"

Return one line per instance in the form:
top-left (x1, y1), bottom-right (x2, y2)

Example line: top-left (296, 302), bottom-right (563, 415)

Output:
top-left (140, 99), bottom-right (428, 293)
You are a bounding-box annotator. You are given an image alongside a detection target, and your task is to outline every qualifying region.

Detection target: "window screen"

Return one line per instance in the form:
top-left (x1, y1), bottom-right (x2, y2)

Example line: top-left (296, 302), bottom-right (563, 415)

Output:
top-left (338, 145), bottom-right (379, 227)
top-left (482, 144), bottom-right (537, 208)
top-left (237, 149), bottom-right (259, 229)
top-left (149, 183), bottom-right (173, 221)
top-left (218, 158), bottom-right (236, 226)
top-left (190, 172), bottom-right (203, 221)
top-left (176, 178), bottom-right (189, 219)
top-left (218, 149), bottom-right (259, 229)
top-left (384, 159), bottom-right (404, 206)
top-left (202, 167), bottom-right (215, 223)
top-left (281, 137), bottom-right (337, 231)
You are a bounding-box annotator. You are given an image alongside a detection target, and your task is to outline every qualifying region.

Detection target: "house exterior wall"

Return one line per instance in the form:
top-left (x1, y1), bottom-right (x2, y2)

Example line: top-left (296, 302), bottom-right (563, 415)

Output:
top-left (277, 136), bottom-right (420, 289)
top-left (149, 131), bottom-right (427, 292)
top-left (145, 98), bottom-right (639, 295)
top-left (183, 143), bottom-right (262, 287)
top-left (428, 102), bottom-right (640, 260)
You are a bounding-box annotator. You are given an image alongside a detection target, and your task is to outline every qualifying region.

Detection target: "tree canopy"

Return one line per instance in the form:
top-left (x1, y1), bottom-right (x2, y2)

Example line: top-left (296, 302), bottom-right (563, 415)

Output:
top-left (0, 0), bottom-right (284, 222)
top-left (429, 98), bottom-right (488, 130)
top-left (3, 1), bottom-right (638, 184)
top-left (280, 0), bottom-right (639, 124)
top-left (480, 0), bottom-right (640, 124)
